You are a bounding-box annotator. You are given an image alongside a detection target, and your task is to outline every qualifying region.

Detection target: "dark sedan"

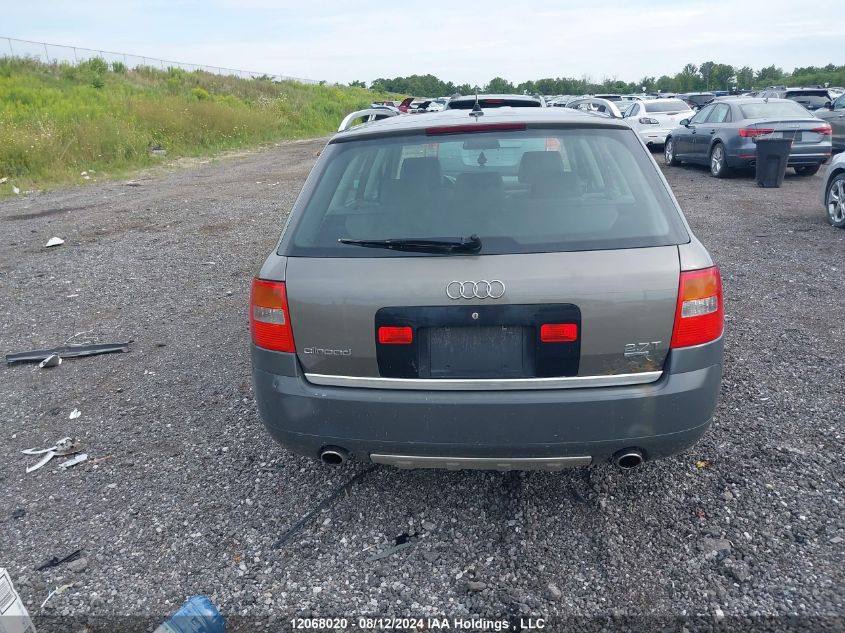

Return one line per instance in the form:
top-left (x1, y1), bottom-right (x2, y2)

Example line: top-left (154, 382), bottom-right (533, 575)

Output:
top-left (814, 92), bottom-right (845, 152)
top-left (664, 98), bottom-right (832, 177)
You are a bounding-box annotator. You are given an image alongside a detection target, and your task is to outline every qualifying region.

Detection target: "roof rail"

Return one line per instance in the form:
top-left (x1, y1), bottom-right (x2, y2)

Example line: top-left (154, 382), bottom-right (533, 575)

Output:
top-left (338, 108), bottom-right (399, 132)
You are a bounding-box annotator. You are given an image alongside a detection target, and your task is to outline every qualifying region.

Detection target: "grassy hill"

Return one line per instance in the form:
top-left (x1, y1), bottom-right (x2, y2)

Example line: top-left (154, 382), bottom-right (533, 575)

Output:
top-left (0, 57), bottom-right (397, 193)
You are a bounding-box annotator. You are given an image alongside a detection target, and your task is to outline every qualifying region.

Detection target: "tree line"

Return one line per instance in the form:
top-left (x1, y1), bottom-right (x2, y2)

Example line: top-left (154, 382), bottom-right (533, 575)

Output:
top-left (357, 62), bottom-right (845, 96)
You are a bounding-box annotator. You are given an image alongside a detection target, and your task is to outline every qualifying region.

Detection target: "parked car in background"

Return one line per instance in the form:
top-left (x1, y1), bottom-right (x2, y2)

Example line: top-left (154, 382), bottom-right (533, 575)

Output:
top-left (445, 94), bottom-right (546, 109)
top-left (368, 104), bottom-right (401, 116)
top-left (397, 97), bottom-right (416, 113)
top-left (409, 99), bottom-right (444, 113)
top-left (822, 152), bottom-right (845, 228)
top-left (250, 106), bottom-right (724, 470)
top-left (664, 98), bottom-right (832, 178)
top-left (679, 92), bottom-right (715, 110)
top-left (814, 92), bottom-right (845, 152)
top-left (337, 107), bottom-right (400, 130)
top-left (430, 97), bottom-right (449, 111)
top-left (592, 93), bottom-right (622, 102)
top-left (618, 101), bottom-right (637, 117)
top-left (548, 95), bottom-right (575, 107)
top-left (759, 87), bottom-right (832, 111)
top-left (565, 97), bottom-right (623, 118)
top-left (622, 98), bottom-right (694, 148)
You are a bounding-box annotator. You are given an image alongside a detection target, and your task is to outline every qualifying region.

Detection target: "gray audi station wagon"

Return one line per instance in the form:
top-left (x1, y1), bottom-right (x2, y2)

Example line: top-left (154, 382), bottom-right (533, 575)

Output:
top-left (250, 106), bottom-right (724, 471)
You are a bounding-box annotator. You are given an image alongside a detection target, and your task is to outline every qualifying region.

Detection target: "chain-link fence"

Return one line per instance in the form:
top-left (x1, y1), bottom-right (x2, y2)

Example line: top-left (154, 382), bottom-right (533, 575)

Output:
top-left (1, 36), bottom-right (323, 84)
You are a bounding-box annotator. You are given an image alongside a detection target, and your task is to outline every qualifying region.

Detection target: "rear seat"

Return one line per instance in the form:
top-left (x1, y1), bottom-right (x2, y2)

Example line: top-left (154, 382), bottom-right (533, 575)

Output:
top-left (447, 172), bottom-right (505, 234)
top-left (381, 157), bottom-right (444, 205)
top-left (517, 151), bottom-right (583, 198)
top-left (345, 157), bottom-right (445, 237)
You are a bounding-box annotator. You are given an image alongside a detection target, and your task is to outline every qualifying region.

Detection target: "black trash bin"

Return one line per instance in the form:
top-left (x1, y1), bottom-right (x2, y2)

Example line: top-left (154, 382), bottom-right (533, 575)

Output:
top-left (755, 137), bottom-right (792, 188)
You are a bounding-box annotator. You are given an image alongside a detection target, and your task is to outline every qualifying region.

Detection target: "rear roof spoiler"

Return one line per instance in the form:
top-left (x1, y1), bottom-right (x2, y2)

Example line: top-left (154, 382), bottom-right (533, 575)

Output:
top-left (338, 108), bottom-right (399, 132)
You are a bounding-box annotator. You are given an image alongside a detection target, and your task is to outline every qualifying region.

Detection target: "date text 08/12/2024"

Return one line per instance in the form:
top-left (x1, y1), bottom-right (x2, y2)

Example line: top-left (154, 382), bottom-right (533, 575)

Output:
top-left (290, 617), bottom-right (548, 630)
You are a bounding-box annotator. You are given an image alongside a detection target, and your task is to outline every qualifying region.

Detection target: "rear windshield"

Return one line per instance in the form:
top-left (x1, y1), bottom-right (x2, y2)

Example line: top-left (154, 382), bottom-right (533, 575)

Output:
top-left (785, 91), bottom-right (830, 108)
top-left (686, 94), bottom-right (714, 106)
top-left (285, 128), bottom-right (688, 257)
top-left (449, 98), bottom-right (542, 109)
top-left (645, 100), bottom-right (690, 113)
top-left (740, 101), bottom-right (810, 118)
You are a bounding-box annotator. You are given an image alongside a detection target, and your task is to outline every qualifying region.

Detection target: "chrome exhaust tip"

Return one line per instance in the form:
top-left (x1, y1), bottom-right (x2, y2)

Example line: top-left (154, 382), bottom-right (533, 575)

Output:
top-left (319, 447), bottom-right (349, 466)
top-left (613, 448), bottom-right (644, 470)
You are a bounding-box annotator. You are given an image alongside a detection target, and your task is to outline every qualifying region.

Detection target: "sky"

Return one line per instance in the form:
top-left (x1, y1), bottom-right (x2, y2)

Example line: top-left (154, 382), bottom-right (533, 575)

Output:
top-left (2, 0), bottom-right (840, 86)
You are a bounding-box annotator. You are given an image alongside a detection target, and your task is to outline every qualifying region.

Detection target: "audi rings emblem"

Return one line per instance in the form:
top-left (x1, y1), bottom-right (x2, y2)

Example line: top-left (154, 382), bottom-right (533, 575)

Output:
top-left (446, 280), bottom-right (506, 300)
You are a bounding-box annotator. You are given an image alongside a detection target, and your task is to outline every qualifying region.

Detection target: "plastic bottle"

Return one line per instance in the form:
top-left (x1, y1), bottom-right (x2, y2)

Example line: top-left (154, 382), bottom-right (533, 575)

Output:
top-left (153, 595), bottom-right (225, 633)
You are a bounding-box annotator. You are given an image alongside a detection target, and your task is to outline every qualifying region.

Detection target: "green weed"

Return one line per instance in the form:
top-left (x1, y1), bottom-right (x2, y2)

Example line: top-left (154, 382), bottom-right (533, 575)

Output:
top-left (0, 57), bottom-right (398, 193)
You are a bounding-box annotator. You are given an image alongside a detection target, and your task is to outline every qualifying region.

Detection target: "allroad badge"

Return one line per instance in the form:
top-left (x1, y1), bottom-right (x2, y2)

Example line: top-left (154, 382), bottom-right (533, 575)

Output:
top-left (446, 280), bottom-right (505, 300)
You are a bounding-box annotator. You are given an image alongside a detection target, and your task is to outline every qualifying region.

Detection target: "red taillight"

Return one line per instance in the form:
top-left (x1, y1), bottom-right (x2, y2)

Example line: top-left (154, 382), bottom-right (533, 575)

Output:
top-left (378, 326), bottom-right (413, 345)
top-left (250, 278), bottom-right (295, 352)
top-left (738, 128), bottom-right (774, 138)
top-left (426, 123), bottom-right (526, 136)
top-left (540, 323), bottom-right (578, 343)
top-left (811, 125), bottom-right (832, 136)
top-left (670, 267), bottom-right (724, 349)
top-left (545, 137), bottom-right (561, 151)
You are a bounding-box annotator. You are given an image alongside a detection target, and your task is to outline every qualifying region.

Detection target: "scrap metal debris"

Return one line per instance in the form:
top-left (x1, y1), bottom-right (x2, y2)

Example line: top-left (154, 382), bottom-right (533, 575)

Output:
top-left (69, 408), bottom-right (81, 420)
top-left (44, 237), bottom-right (65, 247)
top-left (59, 453), bottom-right (88, 470)
top-left (365, 533), bottom-right (419, 563)
top-left (22, 437), bottom-right (74, 456)
top-left (35, 549), bottom-right (83, 572)
top-left (23, 437), bottom-right (83, 473)
top-left (41, 583), bottom-right (75, 609)
top-left (38, 353), bottom-right (62, 368)
top-left (6, 341), bottom-right (130, 365)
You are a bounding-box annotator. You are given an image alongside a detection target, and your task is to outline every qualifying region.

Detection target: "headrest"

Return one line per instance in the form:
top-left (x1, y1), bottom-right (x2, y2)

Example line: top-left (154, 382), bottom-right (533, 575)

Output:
top-left (399, 157), bottom-right (441, 190)
top-left (518, 151), bottom-right (565, 184)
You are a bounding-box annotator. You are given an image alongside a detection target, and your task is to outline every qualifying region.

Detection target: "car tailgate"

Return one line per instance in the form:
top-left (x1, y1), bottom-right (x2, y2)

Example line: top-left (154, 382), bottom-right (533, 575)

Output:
top-left (285, 246), bottom-right (680, 384)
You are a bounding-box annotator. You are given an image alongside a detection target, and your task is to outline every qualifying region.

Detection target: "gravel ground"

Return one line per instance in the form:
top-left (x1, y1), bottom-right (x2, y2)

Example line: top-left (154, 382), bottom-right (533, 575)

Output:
top-left (1, 140), bottom-right (843, 633)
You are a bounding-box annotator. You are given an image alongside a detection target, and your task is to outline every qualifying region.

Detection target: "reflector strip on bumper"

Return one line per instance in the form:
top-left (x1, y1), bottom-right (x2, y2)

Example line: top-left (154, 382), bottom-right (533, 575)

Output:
top-left (303, 371), bottom-right (662, 390)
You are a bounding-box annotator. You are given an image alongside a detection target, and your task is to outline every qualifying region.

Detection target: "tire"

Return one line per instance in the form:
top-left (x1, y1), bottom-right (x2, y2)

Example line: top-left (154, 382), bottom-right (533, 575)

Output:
top-left (794, 165), bottom-right (820, 176)
top-left (664, 137), bottom-right (680, 166)
top-left (826, 173), bottom-right (845, 228)
top-left (709, 143), bottom-right (731, 178)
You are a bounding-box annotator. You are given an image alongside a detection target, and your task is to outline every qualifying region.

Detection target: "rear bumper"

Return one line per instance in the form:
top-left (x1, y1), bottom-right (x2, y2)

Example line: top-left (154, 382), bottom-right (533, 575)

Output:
top-left (727, 141), bottom-right (831, 168)
top-left (251, 338), bottom-right (723, 467)
top-left (638, 128), bottom-right (671, 146)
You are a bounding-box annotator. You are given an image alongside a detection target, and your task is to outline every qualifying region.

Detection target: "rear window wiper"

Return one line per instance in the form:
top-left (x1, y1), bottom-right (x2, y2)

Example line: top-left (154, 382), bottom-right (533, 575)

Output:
top-left (338, 235), bottom-right (482, 254)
